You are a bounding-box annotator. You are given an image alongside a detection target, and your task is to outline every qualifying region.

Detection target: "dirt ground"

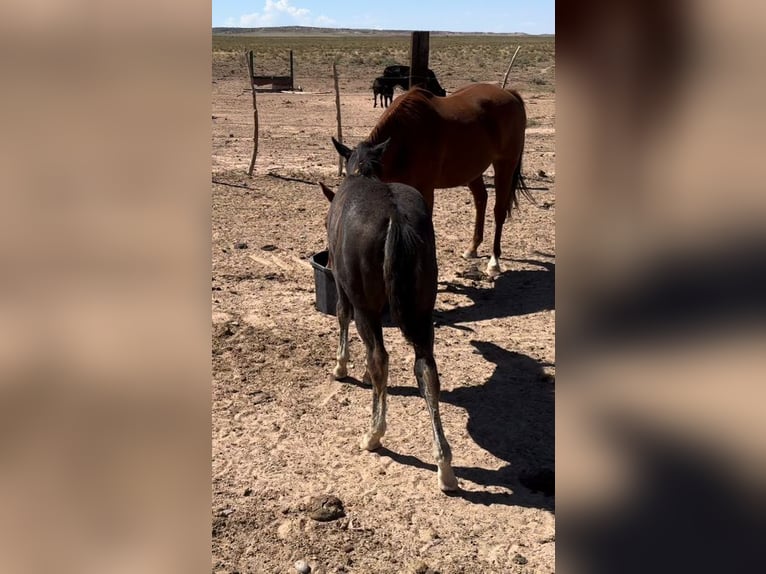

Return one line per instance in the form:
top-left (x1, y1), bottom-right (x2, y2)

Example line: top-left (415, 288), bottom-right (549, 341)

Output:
top-left (212, 35), bottom-right (555, 574)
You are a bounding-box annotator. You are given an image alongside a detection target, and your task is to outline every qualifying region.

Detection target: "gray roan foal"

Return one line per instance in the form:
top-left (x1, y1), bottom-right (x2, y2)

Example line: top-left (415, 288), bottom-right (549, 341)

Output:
top-left (317, 137), bottom-right (458, 492)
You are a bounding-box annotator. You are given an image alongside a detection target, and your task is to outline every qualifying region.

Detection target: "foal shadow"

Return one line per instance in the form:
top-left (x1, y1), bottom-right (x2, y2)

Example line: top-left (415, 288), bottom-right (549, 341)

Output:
top-left (336, 375), bottom-right (420, 398)
top-left (340, 342), bottom-right (555, 510)
top-left (435, 258), bottom-right (555, 326)
top-left (441, 340), bottom-right (555, 510)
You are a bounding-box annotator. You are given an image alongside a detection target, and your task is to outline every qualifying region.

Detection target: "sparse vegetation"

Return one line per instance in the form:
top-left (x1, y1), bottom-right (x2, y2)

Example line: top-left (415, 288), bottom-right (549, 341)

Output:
top-left (212, 32), bottom-right (555, 94)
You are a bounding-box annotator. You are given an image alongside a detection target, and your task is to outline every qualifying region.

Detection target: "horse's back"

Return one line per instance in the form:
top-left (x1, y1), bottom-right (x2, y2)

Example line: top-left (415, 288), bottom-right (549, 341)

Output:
top-left (447, 82), bottom-right (523, 105)
top-left (389, 183), bottom-right (431, 227)
top-left (371, 84), bottom-right (526, 189)
top-left (329, 177), bottom-right (392, 252)
top-left (328, 177), bottom-right (436, 313)
top-left (331, 178), bottom-right (432, 253)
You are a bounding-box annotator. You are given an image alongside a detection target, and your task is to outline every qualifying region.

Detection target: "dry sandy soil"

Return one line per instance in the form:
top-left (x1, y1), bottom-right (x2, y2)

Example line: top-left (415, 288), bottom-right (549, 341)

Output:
top-left (212, 33), bottom-right (555, 574)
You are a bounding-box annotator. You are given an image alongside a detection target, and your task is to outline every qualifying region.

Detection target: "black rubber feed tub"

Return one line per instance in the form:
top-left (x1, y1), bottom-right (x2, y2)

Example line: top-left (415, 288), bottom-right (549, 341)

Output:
top-left (308, 250), bottom-right (337, 315)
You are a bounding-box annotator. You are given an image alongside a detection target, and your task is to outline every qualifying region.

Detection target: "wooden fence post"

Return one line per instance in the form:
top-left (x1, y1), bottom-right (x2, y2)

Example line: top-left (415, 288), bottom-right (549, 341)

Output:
top-left (245, 50), bottom-right (259, 176)
top-left (410, 31), bottom-right (430, 89)
top-left (332, 62), bottom-right (343, 176)
top-left (501, 45), bottom-right (522, 89)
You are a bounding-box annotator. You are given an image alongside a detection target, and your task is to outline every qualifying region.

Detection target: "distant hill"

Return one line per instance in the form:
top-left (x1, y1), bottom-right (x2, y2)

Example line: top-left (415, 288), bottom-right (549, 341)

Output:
top-left (212, 26), bottom-right (550, 37)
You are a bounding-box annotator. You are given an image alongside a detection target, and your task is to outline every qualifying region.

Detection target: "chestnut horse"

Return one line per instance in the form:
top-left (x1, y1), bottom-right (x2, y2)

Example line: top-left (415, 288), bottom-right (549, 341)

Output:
top-left (337, 83), bottom-right (531, 276)
top-left (319, 139), bottom-right (458, 492)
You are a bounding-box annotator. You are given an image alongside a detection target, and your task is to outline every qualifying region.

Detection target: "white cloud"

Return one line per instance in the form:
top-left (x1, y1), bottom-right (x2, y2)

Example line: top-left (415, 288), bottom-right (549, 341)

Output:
top-left (236, 11), bottom-right (275, 27)
top-left (233, 0), bottom-right (333, 27)
top-left (314, 15), bottom-right (336, 27)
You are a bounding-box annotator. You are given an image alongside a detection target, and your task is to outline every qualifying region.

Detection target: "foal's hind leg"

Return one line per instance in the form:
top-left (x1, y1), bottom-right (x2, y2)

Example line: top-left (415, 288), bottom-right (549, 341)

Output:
top-left (412, 335), bottom-right (458, 491)
top-left (463, 176), bottom-right (488, 260)
top-left (332, 288), bottom-right (352, 379)
top-left (355, 312), bottom-right (388, 451)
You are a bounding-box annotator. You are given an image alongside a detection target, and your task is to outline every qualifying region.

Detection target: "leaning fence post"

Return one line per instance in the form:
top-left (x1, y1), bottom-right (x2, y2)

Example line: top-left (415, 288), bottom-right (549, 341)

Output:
top-left (245, 50), bottom-right (259, 176)
top-left (501, 45), bottom-right (522, 89)
top-left (332, 61), bottom-right (343, 176)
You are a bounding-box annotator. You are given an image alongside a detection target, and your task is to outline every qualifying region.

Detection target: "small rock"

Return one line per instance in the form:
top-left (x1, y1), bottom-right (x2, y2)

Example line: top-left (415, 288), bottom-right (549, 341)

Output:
top-left (261, 244), bottom-right (277, 251)
top-left (537, 169), bottom-right (547, 178)
top-left (512, 553), bottom-right (528, 565)
top-left (342, 542), bottom-right (354, 553)
top-left (234, 242), bottom-right (248, 249)
top-left (217, 507), bottom-right (234, 517)
top-left (248, 391), bottom-right (269, 404)
top-left (294, 559), bottom-right (311, 574)
top-left (418, 527), bottom-right (439, 542)
top-left (308, 495), bottom-right (345, 522)
top-left (243, 487), bottom-right (253, 496)
top-left (276, 520), bottom-right (291, 540)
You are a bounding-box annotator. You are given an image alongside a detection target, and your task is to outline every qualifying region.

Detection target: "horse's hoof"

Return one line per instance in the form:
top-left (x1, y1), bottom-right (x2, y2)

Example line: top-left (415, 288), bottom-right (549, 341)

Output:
top-left (438, 468), bottom-right (459, 492)
top-left (333, 364), bottom-right (348, 379)
top-left (462, 249), bottom-right (478, 260)
top-left (486, 264), bottom-right (502, 278)
top-left (360, 433), bottom-right (382, 451)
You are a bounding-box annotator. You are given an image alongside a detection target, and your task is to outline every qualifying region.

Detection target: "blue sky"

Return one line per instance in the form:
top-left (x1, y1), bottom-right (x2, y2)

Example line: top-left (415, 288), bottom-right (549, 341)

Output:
top-left (212, 1), bottom-right (554, 34)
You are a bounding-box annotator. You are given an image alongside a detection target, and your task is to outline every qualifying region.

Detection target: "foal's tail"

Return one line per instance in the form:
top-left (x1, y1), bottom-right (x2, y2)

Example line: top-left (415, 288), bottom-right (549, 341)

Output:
top-left (383, 209), bottom-right (433, 346)
top-left (508, 89), bottom-right (536, 212)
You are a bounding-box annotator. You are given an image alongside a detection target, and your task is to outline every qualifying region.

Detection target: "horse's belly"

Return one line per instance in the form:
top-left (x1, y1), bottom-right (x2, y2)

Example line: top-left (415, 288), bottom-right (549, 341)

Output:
top-left (435, 158), bottom-right (491, 188)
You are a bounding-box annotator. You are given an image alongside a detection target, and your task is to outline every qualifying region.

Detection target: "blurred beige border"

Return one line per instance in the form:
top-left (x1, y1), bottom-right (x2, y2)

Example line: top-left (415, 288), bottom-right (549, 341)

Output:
top-left (0, 1), bottom-right (211, 573)
top-left (557, 1), bottom-right (766, 572)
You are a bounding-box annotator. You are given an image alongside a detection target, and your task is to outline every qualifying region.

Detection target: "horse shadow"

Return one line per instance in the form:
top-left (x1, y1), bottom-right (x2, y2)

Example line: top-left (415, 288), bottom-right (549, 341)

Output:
top-left (338, 340), bottom-right (555, 510)
top-left (434, 257), bottom-right (555, 326)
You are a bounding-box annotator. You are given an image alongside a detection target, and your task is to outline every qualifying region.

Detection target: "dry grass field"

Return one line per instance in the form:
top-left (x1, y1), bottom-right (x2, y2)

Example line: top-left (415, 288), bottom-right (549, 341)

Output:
top-left (212, 30), bottom-right (555, 574)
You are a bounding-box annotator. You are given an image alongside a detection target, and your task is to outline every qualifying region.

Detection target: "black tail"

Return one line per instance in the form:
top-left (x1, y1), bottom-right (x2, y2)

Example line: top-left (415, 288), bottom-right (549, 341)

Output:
top-left (508, 89), bottom-right (536, 214)
top-left (511, 152), bottom-right (535, 213)
top-left (383, 210), bottom-right (431, 345)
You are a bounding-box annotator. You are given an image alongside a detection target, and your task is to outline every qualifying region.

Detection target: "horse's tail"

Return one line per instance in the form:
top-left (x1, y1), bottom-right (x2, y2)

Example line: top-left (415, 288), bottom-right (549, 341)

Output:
top-left (507, 89), bottom-right (536, 213)
top-left (383, 209), bottom-right (430, 345)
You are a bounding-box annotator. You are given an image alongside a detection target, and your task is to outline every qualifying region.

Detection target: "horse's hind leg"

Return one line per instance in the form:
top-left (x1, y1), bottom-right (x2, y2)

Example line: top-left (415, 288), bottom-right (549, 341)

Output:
top-left (333, 288), bottom-right (352, 379)
top-left (355, 312), bottom-right (388, 451)
top-left (487, 162), bottom-right (514, 276)
top-left (413, 340), bottom-right (458, 492)
top-left (463, 176), bottom-right (488, 260)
